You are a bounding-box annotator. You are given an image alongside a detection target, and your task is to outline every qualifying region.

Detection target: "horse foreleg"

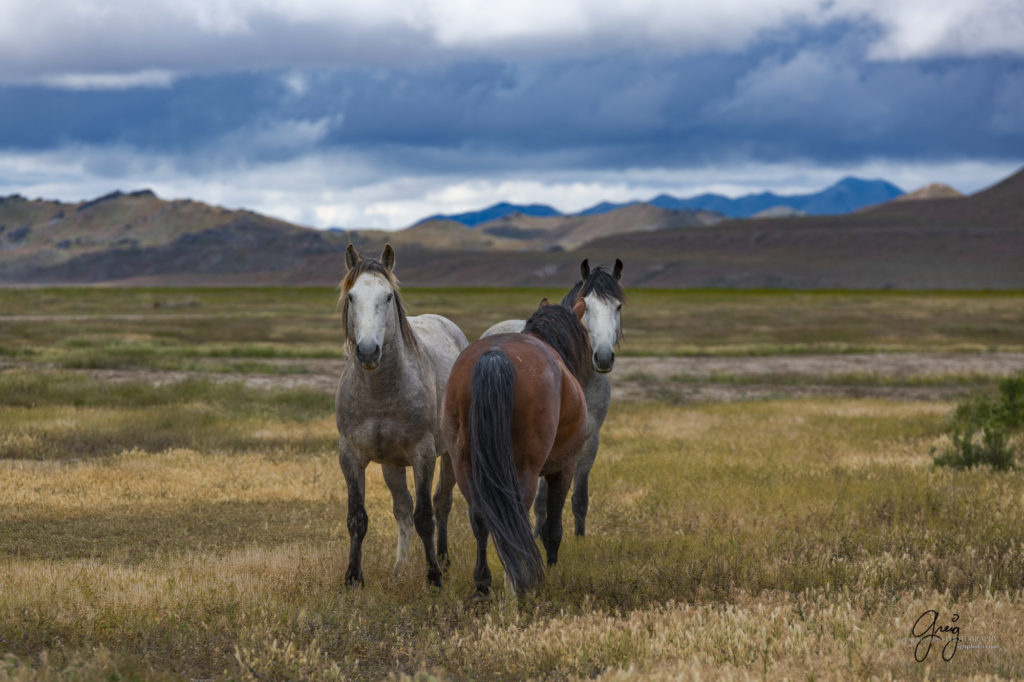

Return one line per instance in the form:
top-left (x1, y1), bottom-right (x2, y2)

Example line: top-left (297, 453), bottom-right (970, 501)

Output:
top-left (541, 467), bottom-right (574, 566)
top-left (382, 464), bottom-right (414, 573)
top-left (339, 453), bottom-right (368, 587)
top-left (571, 430), bottom-right (600, 537)
top-left (412, 446), bottom-right (443, 587)
top-left (433, 451), bottom-right (456, 569)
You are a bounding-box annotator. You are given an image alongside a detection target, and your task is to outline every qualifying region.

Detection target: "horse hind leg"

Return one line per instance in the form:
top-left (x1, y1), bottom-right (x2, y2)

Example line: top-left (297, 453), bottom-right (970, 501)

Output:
top-left (382, 464), bottom-right (415, 573)
top-left (433, 451), bottom-right (456, 569)
top-left (540, 468), bottom-right (574, 566)
top-left (412, 447), bottom-right (443, 587)
top-left (469, 503), bottom-right (492, 597)
top-left (533, 478), bottom-right (549, 537)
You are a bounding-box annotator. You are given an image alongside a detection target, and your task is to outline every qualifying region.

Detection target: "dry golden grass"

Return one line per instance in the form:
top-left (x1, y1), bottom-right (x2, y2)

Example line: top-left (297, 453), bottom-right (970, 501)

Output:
top-left (2, 386), bottom-right (1022, 679)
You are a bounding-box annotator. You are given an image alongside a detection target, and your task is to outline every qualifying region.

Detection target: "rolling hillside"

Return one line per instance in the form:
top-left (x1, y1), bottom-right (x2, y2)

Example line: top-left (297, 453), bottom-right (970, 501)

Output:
top-left (2, 167), bottom-right (1021, 289)
top-left (0, 190), bottom-right (349, 284)
top-left (574, 167), bottom-right (1024, 289)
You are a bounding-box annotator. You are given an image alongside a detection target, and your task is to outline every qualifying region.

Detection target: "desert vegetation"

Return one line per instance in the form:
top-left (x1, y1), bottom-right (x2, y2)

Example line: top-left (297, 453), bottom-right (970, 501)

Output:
top-left (1, 288), bottom-right (1023, 679)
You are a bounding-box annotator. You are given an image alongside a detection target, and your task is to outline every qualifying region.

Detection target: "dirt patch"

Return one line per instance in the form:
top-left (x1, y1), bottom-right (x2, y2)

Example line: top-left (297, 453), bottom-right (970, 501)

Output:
top-left (611, 353), bottom-right (1024, 403)
top-left (83, 359), bottom-right (344, 394)
top-left (616, 353), bottom-right (1024, 380)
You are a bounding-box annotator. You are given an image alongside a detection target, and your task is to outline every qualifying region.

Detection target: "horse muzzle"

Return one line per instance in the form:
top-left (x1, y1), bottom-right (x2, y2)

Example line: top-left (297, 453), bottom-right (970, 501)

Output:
top-left (355, 341), bottom-right (382, 370)
top-left (594, 348), bottom-right (615, 373)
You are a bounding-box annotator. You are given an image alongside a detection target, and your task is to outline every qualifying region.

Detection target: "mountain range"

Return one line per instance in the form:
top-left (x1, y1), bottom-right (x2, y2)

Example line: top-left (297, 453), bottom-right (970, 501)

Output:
top-left (423, 177), bottom-right (905, 225)
top-left (1, 169), bottom-right (1022, 289)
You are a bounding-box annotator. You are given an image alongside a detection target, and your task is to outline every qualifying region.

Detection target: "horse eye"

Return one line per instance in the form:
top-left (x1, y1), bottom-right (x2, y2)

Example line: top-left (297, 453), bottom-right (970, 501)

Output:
top-left (347, 293), bottom-right (353, 303)
top-left (386, 293), bottom-right (393, 303)
top-left (616, 303), bottom-right (623, 312)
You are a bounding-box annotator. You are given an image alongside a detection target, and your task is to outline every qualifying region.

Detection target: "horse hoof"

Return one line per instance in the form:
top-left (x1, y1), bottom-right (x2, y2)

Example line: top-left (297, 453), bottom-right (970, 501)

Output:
top-left (467, 588), bottom-right (490, 604)
top-left (427, 571), bottom-right (443, 589)
top-left (344, 572), bottom-right (364, 588)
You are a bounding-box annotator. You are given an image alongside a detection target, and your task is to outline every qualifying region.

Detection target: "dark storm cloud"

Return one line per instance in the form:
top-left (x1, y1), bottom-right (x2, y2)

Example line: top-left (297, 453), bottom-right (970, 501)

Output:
top-left (1, 29), bottom-right (1020, 171)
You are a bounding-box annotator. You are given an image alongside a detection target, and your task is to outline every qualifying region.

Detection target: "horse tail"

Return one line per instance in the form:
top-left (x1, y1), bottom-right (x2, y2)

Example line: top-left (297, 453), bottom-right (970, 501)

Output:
top-left (470, 349), bottom-right (543, 592)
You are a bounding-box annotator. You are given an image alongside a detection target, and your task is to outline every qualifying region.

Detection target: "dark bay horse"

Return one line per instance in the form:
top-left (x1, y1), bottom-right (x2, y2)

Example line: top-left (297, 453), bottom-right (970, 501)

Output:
top-left (335, 244), bottom-right (468, 587)
top-left (442, 300), bottom-right (592, 595)
top-left (482, 258), bottom-right (626, 537)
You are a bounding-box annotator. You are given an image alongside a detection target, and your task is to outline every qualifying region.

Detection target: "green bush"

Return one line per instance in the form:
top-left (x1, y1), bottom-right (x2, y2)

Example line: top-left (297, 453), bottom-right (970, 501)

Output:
top-left (933, 374), bottom-right (1022, 471)
top-left (998, 374), bottom-right (1024, 428)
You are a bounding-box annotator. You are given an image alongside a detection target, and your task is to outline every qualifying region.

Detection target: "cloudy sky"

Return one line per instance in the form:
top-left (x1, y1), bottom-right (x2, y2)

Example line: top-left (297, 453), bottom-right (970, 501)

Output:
top-left (1, 0), bottom-right (1022, 229)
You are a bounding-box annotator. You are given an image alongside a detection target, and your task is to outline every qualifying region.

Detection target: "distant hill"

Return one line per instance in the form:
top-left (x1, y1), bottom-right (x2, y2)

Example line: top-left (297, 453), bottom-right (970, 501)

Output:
top-left (584, 177), bottom-right (905, 218)
top-left (890, 183), bottom-right (964, 202)
top-left (477, 204), bottom-right (722, 251)
top-left (346, 204), bottom-right (723, 254)
top-left (752, 206), bottom-right (807, 219)
top-left (419, 202), bottom-right (561, 227)
top-left (0, 190), bottom-right (349, 284)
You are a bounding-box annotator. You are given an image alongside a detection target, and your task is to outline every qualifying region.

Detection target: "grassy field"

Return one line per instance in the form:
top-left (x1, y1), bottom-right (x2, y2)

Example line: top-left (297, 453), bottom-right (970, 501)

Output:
top-left (2, 288), bottom-right (1024, 373)
top-left (1, 288), bottom-right (1023, 679)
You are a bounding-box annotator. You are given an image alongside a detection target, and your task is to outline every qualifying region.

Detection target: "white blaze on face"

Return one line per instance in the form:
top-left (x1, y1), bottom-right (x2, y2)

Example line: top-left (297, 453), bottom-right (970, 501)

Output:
top-left (583, 292), bottom-right (621, 373)
top-left (347, 272), bottom-right (395, 368)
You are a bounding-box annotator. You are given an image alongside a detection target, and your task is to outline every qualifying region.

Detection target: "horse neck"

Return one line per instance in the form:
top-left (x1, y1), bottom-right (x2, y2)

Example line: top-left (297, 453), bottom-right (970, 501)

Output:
top-left (525, 327), bottom-right (593, 386)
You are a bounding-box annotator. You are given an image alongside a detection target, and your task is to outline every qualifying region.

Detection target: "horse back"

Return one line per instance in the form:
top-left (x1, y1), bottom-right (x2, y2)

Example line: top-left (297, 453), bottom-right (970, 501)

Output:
top-left (409, 313), bottom-right (469, 396)
top-left (480, 318), bottom-right (525, 338)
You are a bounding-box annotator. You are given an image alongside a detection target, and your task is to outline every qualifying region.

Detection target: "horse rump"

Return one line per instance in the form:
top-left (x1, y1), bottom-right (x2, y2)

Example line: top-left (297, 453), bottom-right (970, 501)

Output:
top-left (469, 349), bottom-right (544, 592)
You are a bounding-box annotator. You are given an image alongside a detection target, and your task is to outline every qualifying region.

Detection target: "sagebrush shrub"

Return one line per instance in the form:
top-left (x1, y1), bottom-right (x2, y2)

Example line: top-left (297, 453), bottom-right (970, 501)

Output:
top-left (933, 373), bottom-right (1022, 471)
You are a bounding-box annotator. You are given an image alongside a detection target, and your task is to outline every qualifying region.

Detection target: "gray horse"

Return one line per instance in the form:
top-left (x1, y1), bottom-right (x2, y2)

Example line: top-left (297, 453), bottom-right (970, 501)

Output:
top-left (481, 258), bottom-right (625, 537)
top-left (335, 244), bottom-right (468, 587)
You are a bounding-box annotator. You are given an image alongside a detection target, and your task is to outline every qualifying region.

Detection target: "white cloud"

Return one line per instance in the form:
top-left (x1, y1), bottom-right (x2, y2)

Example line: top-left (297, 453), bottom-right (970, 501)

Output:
top-left (827, 0), bottom-right (1024, 60)
top-left (219, 116), bottom-right (340, 156)
top-left (1, 0), bottom-right (1020, 86)
top-left (282, 70), bottom-right (309, 96)
top-left (36, 69), bottom-right (177, 90)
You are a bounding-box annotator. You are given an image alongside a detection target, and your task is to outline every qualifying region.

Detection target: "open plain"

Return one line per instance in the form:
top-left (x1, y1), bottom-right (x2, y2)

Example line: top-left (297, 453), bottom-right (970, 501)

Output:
top-left (1, 287), bottom-right (1022, 680)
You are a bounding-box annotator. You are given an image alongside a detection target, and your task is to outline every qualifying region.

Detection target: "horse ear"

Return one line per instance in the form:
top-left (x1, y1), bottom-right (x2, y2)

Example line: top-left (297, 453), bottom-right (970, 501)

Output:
top-left (345, 243), bottom-right (360, 271)
top-left (572, 298), bottom-right (587, 321)
top-left (538, 297), bottom-right (549, 309)
top-left (580, 258), bottom-right (590, 281)
top-left (380, 244), bottom-right (396, 272)
top-left (613, 258), bottom-right (623, 280)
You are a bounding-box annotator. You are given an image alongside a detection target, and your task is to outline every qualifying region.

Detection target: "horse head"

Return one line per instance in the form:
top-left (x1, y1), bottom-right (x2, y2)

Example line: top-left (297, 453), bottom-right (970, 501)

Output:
top-left (341, 243), bottom-right (407, 370)
top-left (570, 258), bottom-right (624, 374)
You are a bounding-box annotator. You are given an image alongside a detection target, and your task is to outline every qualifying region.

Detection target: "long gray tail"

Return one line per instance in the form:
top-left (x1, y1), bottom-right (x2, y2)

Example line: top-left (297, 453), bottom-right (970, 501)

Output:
top-left (470, 349), bottom-right (543, 592)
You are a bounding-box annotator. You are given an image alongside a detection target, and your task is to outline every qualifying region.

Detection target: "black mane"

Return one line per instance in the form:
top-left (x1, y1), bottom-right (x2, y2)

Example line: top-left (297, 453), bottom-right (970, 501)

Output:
top-left (523, 304), bottom-right (592, 382)
top-left (560, 265), bottom-right (625, 308)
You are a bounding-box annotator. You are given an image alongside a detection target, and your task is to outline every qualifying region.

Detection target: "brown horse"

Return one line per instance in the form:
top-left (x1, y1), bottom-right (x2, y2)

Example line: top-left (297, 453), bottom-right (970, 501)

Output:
top-left (441, 299), bottom-right (592, 595)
